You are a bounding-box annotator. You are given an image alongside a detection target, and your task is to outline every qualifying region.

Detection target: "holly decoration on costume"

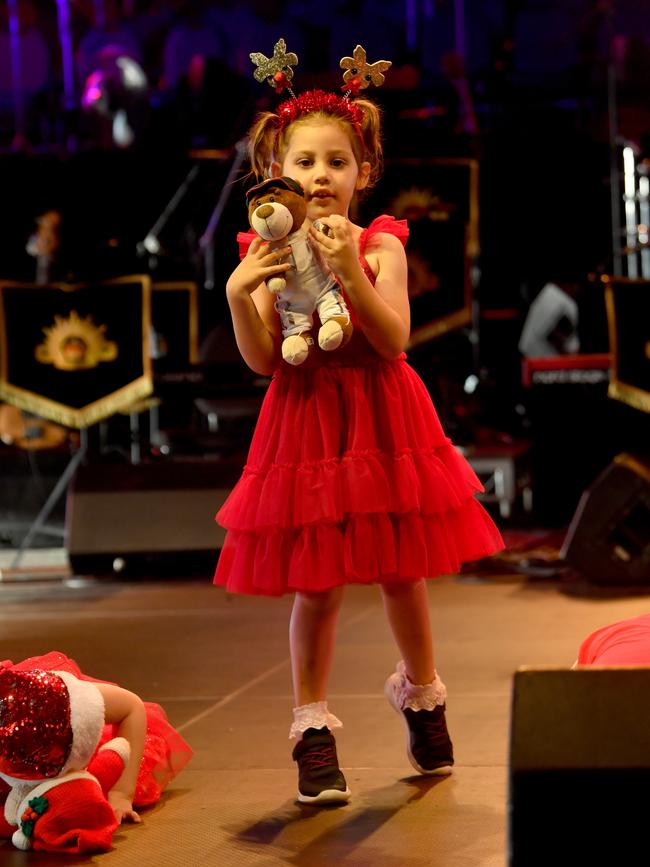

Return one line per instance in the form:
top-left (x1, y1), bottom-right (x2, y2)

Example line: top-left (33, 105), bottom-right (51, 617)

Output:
top-left (250, 38), bottom-right (298, 93)
top-left (340, 45), bottom-right (392, 95)
top-left (20, 796), bottom-right (49, 838)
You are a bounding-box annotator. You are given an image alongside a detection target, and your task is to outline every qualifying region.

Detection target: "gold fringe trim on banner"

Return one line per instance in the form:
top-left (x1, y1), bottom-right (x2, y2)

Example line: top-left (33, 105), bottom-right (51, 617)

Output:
top-left (0, 274), bottom-right (153, 429)
top-left (614, 453), bottom-right (650, 484)
top-left (608, 380), bottom-right (650, 415)
top-left (408, 307), bottom-right (472, 349)
top-left (0, 376), bottom-right (153, 429)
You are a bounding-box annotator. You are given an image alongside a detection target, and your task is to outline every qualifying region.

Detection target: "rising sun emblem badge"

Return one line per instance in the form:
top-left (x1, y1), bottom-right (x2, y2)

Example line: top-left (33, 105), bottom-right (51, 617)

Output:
top-left (35, 310), bottom-right (118, 371)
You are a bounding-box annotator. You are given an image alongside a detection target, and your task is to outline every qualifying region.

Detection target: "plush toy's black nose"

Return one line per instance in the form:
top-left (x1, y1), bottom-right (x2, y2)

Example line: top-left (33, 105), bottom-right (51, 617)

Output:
top-left (255, 204), bottom-right (275, 219)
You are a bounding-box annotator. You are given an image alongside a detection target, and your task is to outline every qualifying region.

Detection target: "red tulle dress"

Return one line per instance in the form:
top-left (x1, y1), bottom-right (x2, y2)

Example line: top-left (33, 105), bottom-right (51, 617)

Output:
top-left (0, 652), bottom-right (193, 809)
top-left (213, 215), bottom-right (504, 596)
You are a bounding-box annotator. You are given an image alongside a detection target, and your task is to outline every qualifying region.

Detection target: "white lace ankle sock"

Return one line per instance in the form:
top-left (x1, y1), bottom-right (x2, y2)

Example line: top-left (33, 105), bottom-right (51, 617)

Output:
top-left (289, 701), bottom-right (343, 740)
top-left (392, 660), bottom-right (447, 712)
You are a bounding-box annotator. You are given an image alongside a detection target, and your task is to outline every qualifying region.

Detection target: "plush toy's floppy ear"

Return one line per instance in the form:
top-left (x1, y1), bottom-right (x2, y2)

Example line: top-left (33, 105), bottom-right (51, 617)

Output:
top-left (87, 738), bottom-right (130, 796)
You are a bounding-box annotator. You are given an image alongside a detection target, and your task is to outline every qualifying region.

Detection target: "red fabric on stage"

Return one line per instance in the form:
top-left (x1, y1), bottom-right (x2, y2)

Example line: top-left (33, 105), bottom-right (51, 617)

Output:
top-left (577, 614), bottom-right (650, 666)
top-left (215, 216), bottom-right (504, 595)
top-left (0, 652), bottom-right (192, 809)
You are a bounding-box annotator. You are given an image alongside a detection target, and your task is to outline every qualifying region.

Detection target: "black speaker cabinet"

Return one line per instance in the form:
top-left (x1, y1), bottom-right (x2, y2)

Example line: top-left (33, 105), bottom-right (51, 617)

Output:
top-left (66, 459), bottom-right (242, 576)
top-left (510, 668), bottom-right (650, 866)
top-left (560, 453), bottom-right (650, 584)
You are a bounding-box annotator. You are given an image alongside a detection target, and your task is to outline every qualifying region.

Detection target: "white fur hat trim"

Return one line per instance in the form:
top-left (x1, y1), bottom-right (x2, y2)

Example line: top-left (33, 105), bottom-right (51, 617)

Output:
top-left (54, 671), bottom-right (105, 775)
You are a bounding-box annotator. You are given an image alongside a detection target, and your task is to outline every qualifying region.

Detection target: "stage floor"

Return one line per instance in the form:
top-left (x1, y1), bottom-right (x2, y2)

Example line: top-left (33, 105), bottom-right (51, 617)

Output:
top-left (1, 565), bottom-right (649, 866)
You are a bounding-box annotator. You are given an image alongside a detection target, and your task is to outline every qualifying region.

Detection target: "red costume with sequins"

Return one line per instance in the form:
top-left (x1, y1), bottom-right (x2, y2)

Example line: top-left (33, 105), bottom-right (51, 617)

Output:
top-left (0, 652), bottom-right (192, 809)
top-left (213, 216), bottom-right (504, 595)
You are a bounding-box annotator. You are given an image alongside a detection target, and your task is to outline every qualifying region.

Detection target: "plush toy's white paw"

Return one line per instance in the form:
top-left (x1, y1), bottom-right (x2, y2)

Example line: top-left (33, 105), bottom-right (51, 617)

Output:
top-left (282, 335), bottom-right (310, 366)
top-left (267, 276), bottom-right (286, 294)
top-left (318, 320), bottom-right (344, 351)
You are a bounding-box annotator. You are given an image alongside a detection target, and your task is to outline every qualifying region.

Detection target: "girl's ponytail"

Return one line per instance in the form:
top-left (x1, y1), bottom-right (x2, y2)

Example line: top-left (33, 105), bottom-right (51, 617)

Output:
top-left (355, 98), bottom-right (384, 190)
top-left (247, 112), bottom-right (281, 181)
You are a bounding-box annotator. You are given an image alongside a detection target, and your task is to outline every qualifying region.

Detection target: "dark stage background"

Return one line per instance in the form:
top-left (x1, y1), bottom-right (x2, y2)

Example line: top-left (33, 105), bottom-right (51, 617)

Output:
top-left (1, 0), bottom-right (649, 552)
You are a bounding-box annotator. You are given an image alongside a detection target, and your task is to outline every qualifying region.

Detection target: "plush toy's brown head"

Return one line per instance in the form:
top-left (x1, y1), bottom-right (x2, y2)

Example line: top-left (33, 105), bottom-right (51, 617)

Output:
top-left (246, 177), bottom-right (307, 241)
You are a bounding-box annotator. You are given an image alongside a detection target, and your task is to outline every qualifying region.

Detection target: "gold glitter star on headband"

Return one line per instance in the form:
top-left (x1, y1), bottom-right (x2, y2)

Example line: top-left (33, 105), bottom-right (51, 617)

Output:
top-left (340, 45), bottom-right (392, 91)
top-left (250, 38), bottom-right (299, 91)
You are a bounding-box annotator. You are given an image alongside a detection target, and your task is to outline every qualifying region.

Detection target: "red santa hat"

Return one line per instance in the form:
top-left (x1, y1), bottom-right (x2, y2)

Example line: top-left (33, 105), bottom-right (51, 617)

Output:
top-left (0, 667), bottom-right (104, 784)
top-left (10, 739), bottom-right (129, 854)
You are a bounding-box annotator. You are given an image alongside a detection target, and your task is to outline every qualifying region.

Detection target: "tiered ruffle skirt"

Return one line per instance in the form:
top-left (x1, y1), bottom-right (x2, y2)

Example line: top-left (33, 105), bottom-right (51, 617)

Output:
top-left (214, 356), bottom-right (503, 595)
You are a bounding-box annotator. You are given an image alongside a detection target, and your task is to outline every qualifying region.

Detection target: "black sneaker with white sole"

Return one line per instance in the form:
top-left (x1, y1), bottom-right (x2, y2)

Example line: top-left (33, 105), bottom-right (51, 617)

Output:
top-left (292, 727), bottom-right (351, 804)
top-left (385, 674), bottom-right (454, 775)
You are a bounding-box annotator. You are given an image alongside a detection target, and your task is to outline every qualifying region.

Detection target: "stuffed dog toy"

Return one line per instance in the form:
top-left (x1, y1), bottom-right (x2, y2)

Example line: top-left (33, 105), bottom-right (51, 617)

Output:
top-left (246, 176), bottom-right (353, 365)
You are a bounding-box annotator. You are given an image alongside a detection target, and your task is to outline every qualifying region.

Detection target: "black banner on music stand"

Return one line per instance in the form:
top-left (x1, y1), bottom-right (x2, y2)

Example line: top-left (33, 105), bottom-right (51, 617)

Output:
top-left (0, 275), bottom-right (152, 428)
top-left (151, 281), bottom-right (199, 371)
top-left (363, 157), bottom-right (478, 347)
top-left (605, 277), bottom-right (650, 414)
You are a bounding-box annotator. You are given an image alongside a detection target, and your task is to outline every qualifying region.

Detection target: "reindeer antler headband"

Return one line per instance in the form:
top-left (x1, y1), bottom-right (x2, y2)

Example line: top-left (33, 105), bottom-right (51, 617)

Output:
top-left (249, 38), bottom-right (392, 133)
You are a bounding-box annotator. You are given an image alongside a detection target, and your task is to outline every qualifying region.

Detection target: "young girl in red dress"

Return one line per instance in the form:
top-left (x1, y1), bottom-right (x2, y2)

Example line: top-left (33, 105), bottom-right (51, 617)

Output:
top-left (0, 651), bottom-right (192, 823)
top-left (213, 42), bottom-right (503, 804)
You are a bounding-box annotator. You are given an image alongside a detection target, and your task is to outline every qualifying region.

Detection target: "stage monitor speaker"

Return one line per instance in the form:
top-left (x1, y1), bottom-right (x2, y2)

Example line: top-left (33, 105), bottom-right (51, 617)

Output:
top-left (66, 459), bottom-right (241, 576)
top-left (510, 668), bottom-right (650, 866)
top-left (560, 453), bottom-right (650, 584)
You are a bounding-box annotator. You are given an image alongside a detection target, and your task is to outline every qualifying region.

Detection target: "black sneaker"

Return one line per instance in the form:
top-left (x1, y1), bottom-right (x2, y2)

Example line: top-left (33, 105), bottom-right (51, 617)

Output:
top-left (385, 675), bottom-right (454, 775)
top-left (292, 727), bottom-right (351, 804)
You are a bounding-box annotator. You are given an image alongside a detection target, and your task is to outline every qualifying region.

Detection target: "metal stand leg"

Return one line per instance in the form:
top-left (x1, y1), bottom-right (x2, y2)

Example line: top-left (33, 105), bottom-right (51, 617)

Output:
top-left (10, 428), bottom-right (88, 568)
top-left (129, 411), bottom-right (141, 465)
top-left (99, 419), bottom-right (109, 454)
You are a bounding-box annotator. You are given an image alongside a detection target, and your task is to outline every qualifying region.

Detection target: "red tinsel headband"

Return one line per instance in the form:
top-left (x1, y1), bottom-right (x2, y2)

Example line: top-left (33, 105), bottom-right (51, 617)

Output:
top-left (277, 89), bottom-right (366, 136)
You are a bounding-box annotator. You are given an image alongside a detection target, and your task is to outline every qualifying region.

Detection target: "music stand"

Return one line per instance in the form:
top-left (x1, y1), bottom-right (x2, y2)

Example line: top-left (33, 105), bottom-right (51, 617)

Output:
top-left (0, 275), bottom-right (152, 570)
top-left (362, 156), bottom-right (479, 348)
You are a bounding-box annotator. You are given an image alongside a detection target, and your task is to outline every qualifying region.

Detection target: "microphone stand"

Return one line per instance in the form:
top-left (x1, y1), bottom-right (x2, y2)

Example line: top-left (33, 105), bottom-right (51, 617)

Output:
top-left (199, 138), bottom-right (248, 290)
top-left (136, 162), bottom-right (202, 259)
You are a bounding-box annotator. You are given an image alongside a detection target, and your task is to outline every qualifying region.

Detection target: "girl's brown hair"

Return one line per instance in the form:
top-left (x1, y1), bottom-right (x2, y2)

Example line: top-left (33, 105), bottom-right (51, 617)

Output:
top-left (246, 96), bottom-right (384, 192)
